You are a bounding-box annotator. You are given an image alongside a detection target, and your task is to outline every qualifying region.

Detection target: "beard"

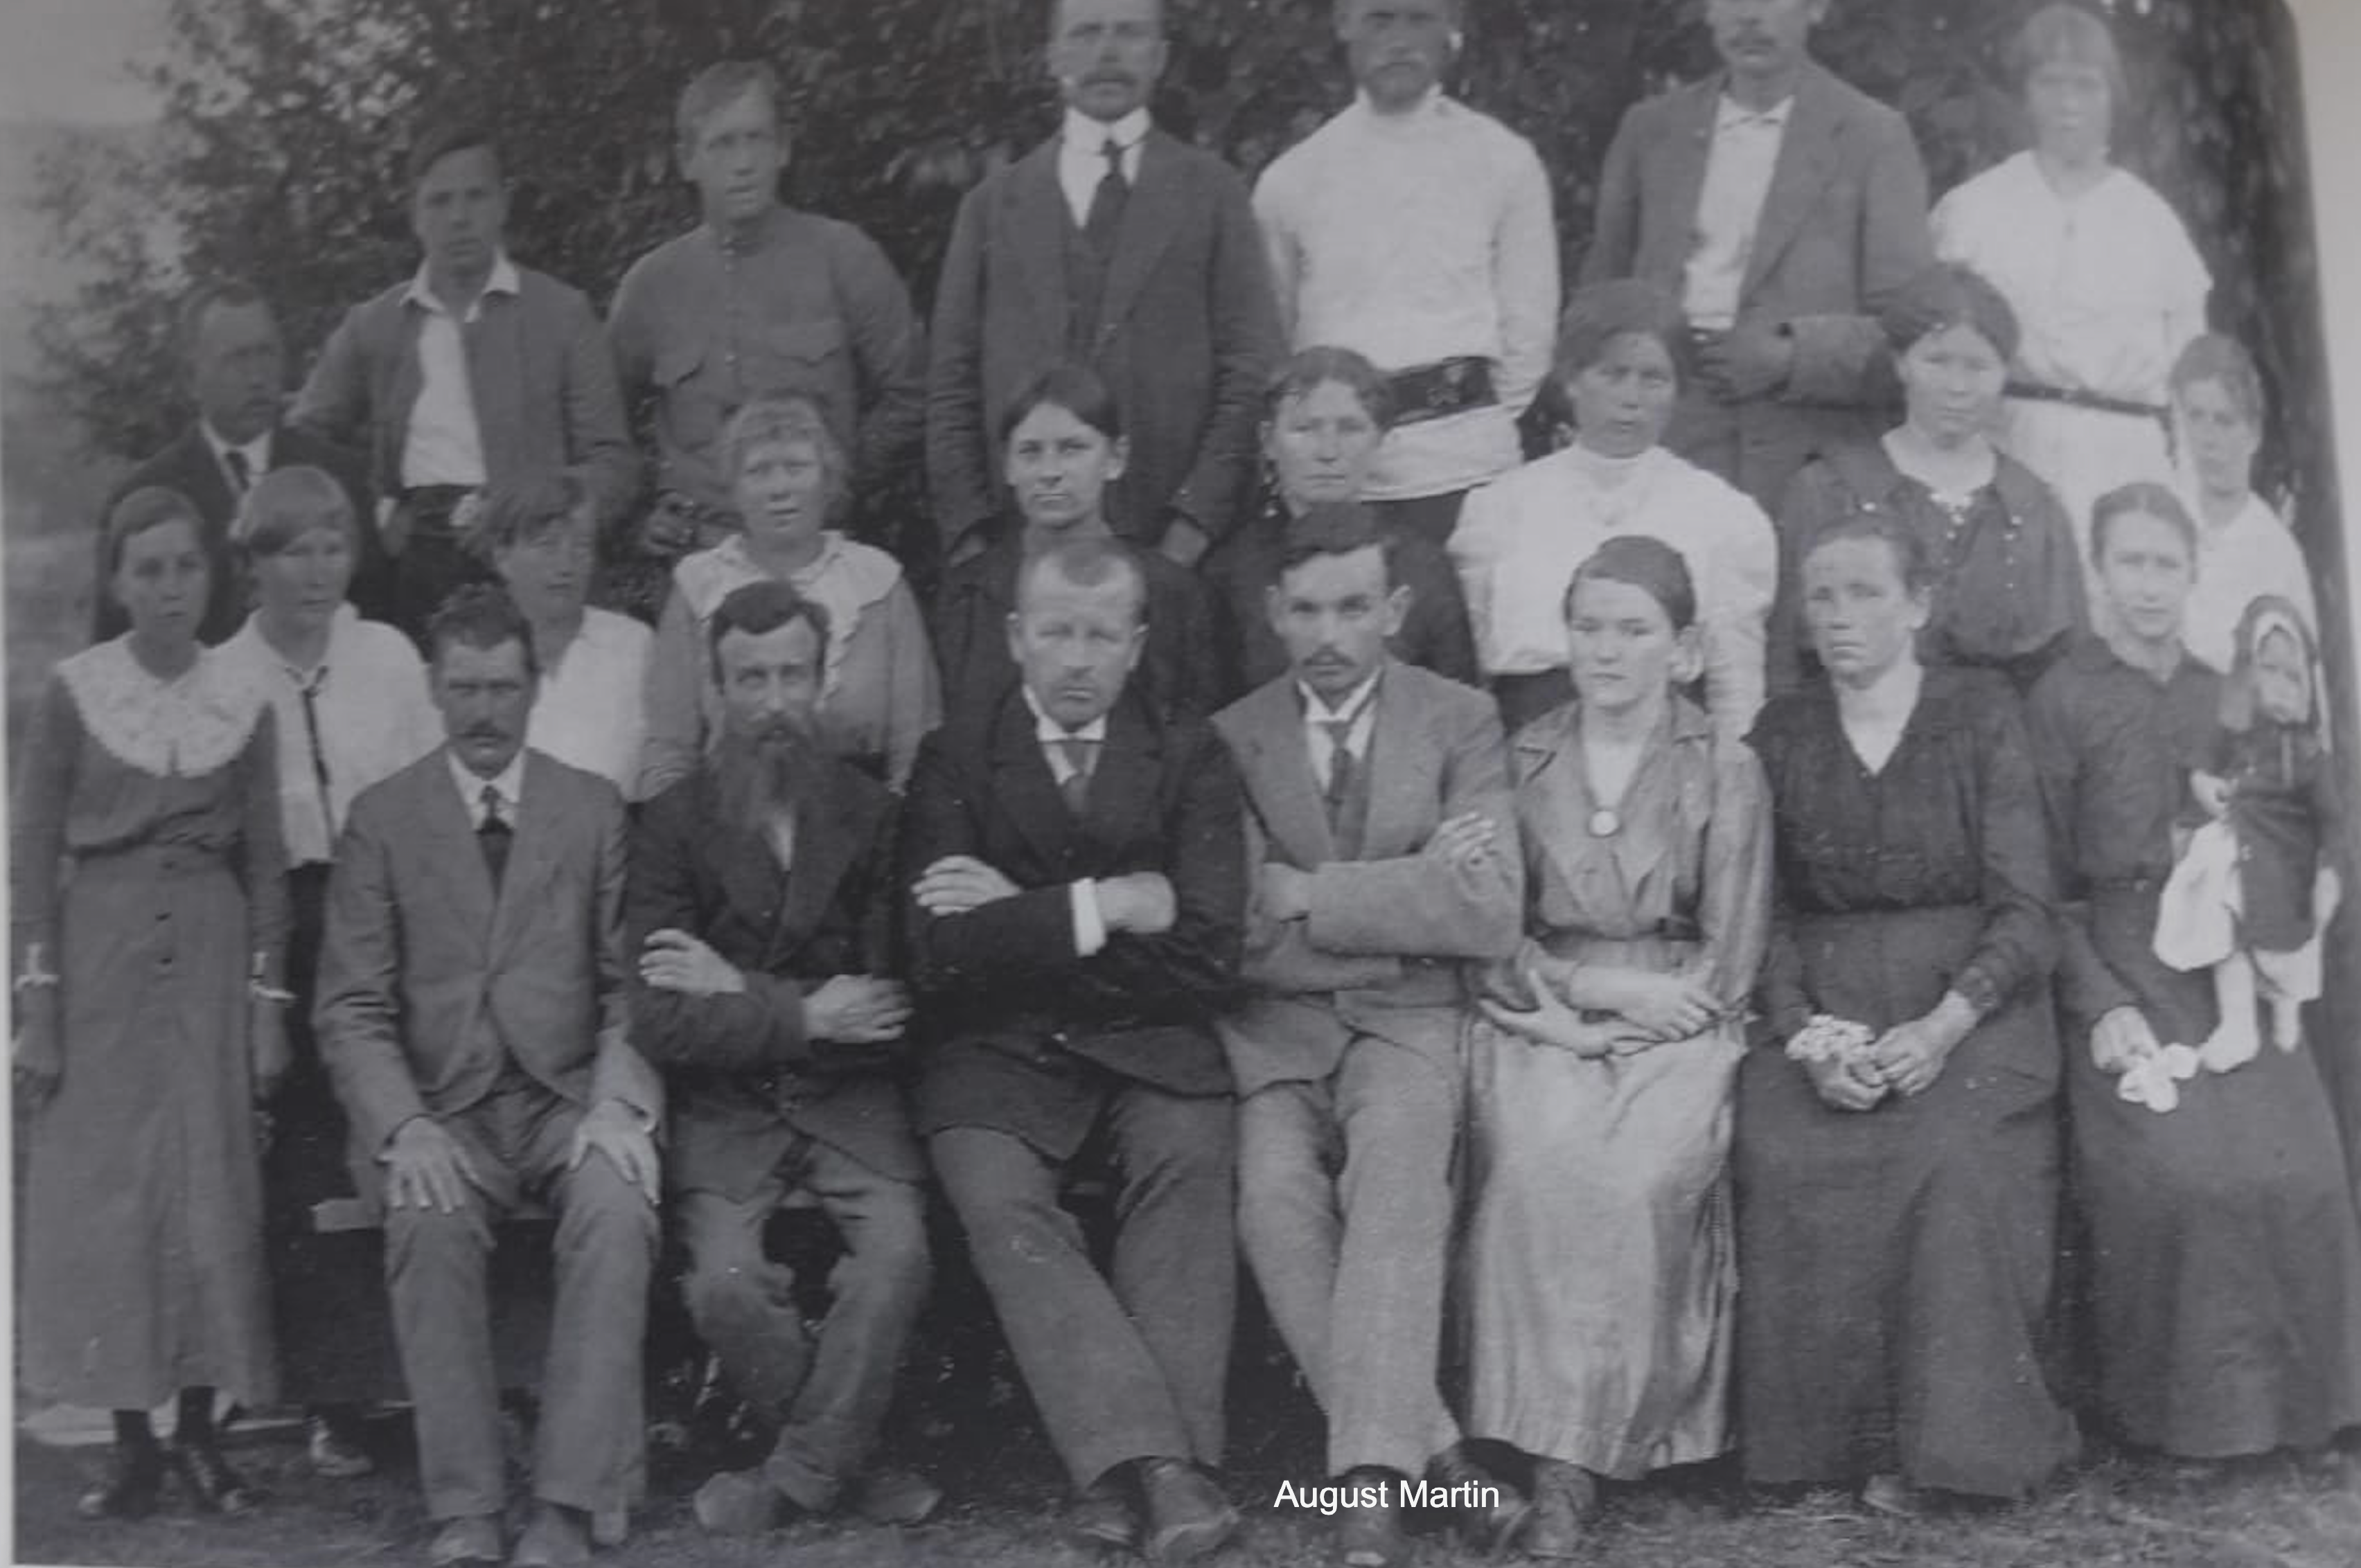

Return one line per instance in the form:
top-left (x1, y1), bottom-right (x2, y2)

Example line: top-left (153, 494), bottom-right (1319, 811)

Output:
top-left (711, 723), bottom-right (822, 840)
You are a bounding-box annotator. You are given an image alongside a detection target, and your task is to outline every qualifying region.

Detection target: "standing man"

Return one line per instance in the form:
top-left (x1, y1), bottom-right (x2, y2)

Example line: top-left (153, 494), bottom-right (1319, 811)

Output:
top-left (1582, 0), bottom-right (1932, 508)
top-left (905, 539), bottom-right (1247, 1561)
top-left (626, 580), bottom-right (936, 1538)
top-left (1253, 0), bottom-right (1558, 546)
top-left (96, 278), bottom-right (376, 643)
top-left (291, 121), bottom-right (638, 642)
top-left (1213, 504), bottom-right (1528, 1567)
top-left (316, 586), bottom-right (660, 1568)
top-left (928, 0), bottom-right (1280, 566)
top-left (610, 62), bottom-right (928, 569)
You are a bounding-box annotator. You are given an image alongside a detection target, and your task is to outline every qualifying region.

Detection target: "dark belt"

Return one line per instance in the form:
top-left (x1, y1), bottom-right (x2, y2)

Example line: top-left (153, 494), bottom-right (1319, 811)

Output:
top-left (1387, 357), bottom-right (1496, 427)
top-left (2004, 381), bottom-right (2168, 422)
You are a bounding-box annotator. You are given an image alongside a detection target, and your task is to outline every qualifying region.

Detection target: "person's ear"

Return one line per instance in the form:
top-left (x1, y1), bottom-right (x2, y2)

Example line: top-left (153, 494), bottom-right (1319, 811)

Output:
top-left (1381, 582), bottom-right (1413, 638)
top-left (1106, 435), bottom-right (1131, 483)
top-left (1669, 623), bottom-right (1705, 688)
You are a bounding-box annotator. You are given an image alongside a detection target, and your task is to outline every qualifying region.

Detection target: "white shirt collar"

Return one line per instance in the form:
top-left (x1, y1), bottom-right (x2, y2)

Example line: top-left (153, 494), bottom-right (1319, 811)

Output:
top-left (449, 745), bottom-right (527, 821)
top-left (1061, 106), bottom-right (1151, 154)
top-left (202, 420), bottom-right (272, 475)
top-left (231, 603), bottom-right (358, 683)
top-left (404, 252), bottom-right (522, 319)
top-left (1022, 686), bottom-right (1111, 745)
top-left (1715, 93), bottom-right (1794, 132)
top-left (1298, 666), bottom-right (1383, 727)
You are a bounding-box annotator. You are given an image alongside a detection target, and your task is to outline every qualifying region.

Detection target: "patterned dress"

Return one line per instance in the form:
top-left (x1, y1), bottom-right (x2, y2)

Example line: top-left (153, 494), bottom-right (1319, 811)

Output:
top-left (12, 639), bottom-right (288, 1409)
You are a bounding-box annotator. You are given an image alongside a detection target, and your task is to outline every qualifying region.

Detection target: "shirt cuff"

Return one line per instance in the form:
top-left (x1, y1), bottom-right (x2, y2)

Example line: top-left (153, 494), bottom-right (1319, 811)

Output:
top-left (1070, 879), bottom-right (1108, 957)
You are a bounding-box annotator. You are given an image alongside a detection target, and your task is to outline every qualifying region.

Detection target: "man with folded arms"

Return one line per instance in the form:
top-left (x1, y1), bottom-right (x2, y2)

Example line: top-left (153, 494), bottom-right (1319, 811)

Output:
top-left (905, 537), bottom-right (1248, 1561)
top-left (1213, 502), bottom-right (1528, 1567)
top-left (1253, 0), bottom-right (1557, 546)
top-left (626, 578), bottom-right (936, 1537)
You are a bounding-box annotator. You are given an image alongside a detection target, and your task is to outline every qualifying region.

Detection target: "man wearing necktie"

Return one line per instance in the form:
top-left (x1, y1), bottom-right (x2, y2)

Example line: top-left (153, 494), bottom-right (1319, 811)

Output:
top-left (1211, 502), bottom-right (1527, 1567)
top-left (315, 586), bottom-right (662, 1568)
top-left (905, 537), bottom-right (1248, 1560)
top-left (928, 0), bottom-right (1280, 565)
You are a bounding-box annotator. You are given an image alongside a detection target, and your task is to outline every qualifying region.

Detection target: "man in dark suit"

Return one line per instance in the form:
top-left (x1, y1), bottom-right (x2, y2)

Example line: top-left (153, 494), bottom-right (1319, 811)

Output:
top-left (1213, 504), bottom-right (1528, 1566)
top-left (94, 279), bottom-right (378, 643)
top-left (927, 0), bottom-right (1280, 565)
top-left (316, 586), bottom-right (661, 1568)
top-left (626, 579), bottom-right (935, 1537)
top-left (1582, 0), bottom-right (1931, 507)
top-left (905, 537), bottom-right (1247, 1560)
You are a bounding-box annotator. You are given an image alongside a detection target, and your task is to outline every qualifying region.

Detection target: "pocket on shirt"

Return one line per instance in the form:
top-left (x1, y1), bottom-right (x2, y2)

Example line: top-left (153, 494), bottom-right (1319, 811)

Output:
top-left (655, 341), bottom-right (722, 451)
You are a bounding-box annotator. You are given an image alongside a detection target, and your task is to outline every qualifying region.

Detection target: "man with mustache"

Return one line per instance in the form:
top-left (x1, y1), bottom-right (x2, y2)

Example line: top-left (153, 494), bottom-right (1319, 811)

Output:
top-left (1583, 0), bottom-right (1934, 508)
top-left (624, 578), bottom-right (936, 1538)
top-left (610, 61), bottom-right (927, 595)
top-left (1253, 0), bottom-right (1559, 548)
top-left (316, 585), bottom-right (661, 1567)
top-left (905, 537), bottom-right (1248, 1560)
top-left (1212, 502), bottom-right (1528, 1567)
top-left (928, 0), bottom-right (1280, 565)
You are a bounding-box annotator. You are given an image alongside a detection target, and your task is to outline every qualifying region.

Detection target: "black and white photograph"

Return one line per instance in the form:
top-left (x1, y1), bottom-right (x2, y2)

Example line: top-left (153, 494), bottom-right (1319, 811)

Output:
top-left (3, 1), bottom-right (2359, 1565)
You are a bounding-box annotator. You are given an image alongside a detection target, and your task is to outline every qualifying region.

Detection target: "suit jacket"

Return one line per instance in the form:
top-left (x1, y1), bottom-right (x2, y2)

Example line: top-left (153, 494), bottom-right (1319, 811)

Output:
top-left (927, 129), bottom-right (1281, 549)
top-left (93, 422), bottom-right (379, 645)
top-left (1583, 62), bottom-right (1932, 505)
top-left (289, 263), bottom-right (639, 526)
top-left (905, 686), bottom-right (1247, 1152)
top-left (1212, 661), bottom-right (1521, 1095)
top-left (315, 747), bottom-right (662, 1160)
top-left (626, 757), bottom-right (923, 1193)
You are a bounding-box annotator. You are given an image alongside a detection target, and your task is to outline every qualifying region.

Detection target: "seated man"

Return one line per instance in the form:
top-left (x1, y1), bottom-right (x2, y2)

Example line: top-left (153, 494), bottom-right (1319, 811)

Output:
top-left (315, 586), bottom-right (660, 1568)
top-left (1213, 503), bottom-right (1529, 1567)
top-left (905, 538), bottom-right (1248, 1562)
top-left (625, 578), bottom-right (935, 1535)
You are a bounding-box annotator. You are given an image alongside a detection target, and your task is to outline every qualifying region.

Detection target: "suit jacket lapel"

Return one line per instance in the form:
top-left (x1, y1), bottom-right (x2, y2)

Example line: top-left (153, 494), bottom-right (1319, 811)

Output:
top-left (1081, 697), bottom-right (1164, 851)
top-left (1238, 679), bottom-right (1336, 867)
top-left (1645, 80), bottom-right (1719, 281)
top-left (170, 429), bottom-right (238, 546)
top-left (1359, 665), bottom-right (1432, 860)
top-left (1740, 64), bottom-right (1843, 305)
top-left (419, 748), bottom-right (498, 943)
top-left (988, 691), bottom-right (1079, 871)
top-left (772, 765), bottom-right (860, 963)
top-left (488, 752), bottom-right (558, 960)
top-left (1098, 130), bottom-right (1185, 332)
top-left (1008, 142), bottom-right (1073, 354)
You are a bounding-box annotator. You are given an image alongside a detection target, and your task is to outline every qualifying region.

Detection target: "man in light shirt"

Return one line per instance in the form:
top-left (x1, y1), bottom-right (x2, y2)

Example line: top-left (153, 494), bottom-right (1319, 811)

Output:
top-left (1253, 0), bottom-right (1559, 546)
top-left (1583, 0), bottom-right (1932, 508)
top-left (292, 120), bottom-right (637, 644)
top-left (928, 0), bottom-right (1278, 565)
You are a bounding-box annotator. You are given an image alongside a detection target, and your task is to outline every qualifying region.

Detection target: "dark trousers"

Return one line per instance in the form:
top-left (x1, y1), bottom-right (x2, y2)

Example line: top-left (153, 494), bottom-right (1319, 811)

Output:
top-left (384, 500), bottom-right (495, 648)
top-left (381, 1081), bottom-right (657, 1520)
top-left (929, 1085), bottom-right (1236, 1490)
top-left (674, 1136), bottom-right (930, 1511)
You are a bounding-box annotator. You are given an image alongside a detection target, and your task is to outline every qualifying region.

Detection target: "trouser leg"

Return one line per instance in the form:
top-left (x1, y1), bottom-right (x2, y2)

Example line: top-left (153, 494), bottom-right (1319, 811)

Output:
top-left (675, 1180), bottom-right (810, 1420)
top-left (1236, 1080), bottom-right (1345, 1411)
top-left (382, 1148), bottom-right (505, 1520)
top-left (1105, 1085), bottom-right (1238, 1470)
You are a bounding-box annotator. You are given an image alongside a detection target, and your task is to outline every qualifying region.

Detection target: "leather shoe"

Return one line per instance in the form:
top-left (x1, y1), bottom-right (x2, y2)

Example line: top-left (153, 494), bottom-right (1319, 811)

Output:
top-left (849, 1465), bottom-right (944, 1525)
top-left (1338, 1470), bottom-right (1408, 1567)
top-left (1523, 1459), bottom-right (1598, 1558)
top-left (1068, 1473), bottom-right (1138, 1551)
top-left (308, 1412), bottom-right (375, 1479)
top-left (426, 1515), bottom-right (503, 1568)
top-left (692, 1468), bottom-right (784, 1535)
top-left (509, 1503), bottom-right (591, 1567)
top-left (76, 1440), bottom-right (166, 1520)
top-left (1140, 1457), bottom-right (1239, 1563)
top-left (172, 1439), bottom-right (260, 1515)
top-left (1427, 1443), bottom-right (1531, 1556)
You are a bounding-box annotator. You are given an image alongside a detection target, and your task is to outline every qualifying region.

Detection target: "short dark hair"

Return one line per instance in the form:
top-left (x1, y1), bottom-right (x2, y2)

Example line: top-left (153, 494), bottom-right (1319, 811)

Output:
top-left (1878, 262), bottom-right (2020, 363)
top-left (475, 472), bottom-right (594, 558)
top-left (1554, 278), bottom-right (1688, 388)
top-left (1275, 500), bottom-right (1398, 589)
top-left (706, 578), bottom-right (832, 686)
top-left (676, 60), bottom-right (784, 153)
top-left (425, 582), bottom-right (538, 680)
top-left (998, 363), bottom-right (1124, 450)
top-left (176, 277), bottom-right (275, 366)
top-left (1262, 346), bottom-right (1397, 431)
top-left (1016, 535), bottom-right (1148, 626)
top-left (2089, 480), bottom-right (2199, 564)
top-left (2169, 332), bottom-right (2267, 429)
top-left (1563, 533), bottom-right (1697, 631)
top-left (103, 485), bottom-right (207, 578)
top-left (407, 116), bottom-right (502, 188)
top-left (1800, 509), bottom-right (1937, 596)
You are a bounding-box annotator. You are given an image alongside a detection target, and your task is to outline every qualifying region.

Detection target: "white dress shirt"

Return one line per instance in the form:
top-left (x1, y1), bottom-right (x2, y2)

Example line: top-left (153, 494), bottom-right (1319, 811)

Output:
top-left (524, 607), bottom-right (655, 801)
top-left (450, 746), bottom-right (528, 829)
top-left (1056, 107), bottom-right (1151, 227)
top-left (1300, 668), bottom-right (1382, 787)
top-left (1683, 95), bottom-right (1794, 332)
top-left (202, 422), bottom-right (273, 501)
top-left (1023, 687), bottom-right (1112, 956)
top-left (400, 252), bottom-right (521, 488)
top-left (2182, 491), bottom-right (2321, 677)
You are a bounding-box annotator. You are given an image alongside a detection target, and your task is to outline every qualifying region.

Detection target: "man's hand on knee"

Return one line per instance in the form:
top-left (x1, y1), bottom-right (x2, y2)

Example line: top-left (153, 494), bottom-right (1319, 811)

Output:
top-left (383, 1116), bottom-right (484, 1213)
top-left (569, 1097), bottom-right (660, 1205)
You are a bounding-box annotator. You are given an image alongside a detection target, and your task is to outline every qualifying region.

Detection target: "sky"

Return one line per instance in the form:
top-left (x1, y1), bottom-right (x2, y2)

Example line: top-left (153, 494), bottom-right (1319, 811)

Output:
top-left (0, 0), bottom-right (168, 125)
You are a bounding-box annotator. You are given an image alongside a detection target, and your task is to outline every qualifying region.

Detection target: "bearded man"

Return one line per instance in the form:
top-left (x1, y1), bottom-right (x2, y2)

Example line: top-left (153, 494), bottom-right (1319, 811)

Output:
top-left (625, 577), bottom-right (936, 1537)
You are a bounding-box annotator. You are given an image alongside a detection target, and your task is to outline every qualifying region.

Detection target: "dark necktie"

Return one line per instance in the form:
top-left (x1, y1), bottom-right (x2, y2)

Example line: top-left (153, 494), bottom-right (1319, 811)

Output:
top-left (1054, 735), bottom-right (1099, 817)
top-left (1084, 136), bottom-right (1129, 253)
top-left (477, 783), bottom-right (512, 890)
top-left (295, 666), bottom-right (334, 853)
top-left (222, 447), bottom-right (251, 495)
top-left (1322, 719), bottom-right (1357, 830)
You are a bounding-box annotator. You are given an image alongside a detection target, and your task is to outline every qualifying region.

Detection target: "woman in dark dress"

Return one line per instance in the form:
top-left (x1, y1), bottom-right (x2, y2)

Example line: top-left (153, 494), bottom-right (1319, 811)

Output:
top-left (930, 364), bottom-right (1217, 722)
top-left (1736, 510), bottom-right (2075, 1512)
top-left (1200, 346), bottom-right (1476, 703)
top-left (13, 487), bottom-right (290, 1518)
top-left (2025, 481), bottom-right (2361, 1460)
top-left (1767, 264), bottom-right (2085, 697)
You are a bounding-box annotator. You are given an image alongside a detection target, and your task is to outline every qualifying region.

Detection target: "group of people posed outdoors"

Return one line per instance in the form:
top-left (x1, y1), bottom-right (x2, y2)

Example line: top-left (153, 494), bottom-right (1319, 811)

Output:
top-left (13, 1), bottom-right (2360, 1566)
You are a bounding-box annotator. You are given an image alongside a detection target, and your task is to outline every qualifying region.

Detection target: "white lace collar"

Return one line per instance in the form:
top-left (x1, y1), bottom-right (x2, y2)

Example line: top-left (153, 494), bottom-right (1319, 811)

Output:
top-left (58, 638), bottom-right (265, 778)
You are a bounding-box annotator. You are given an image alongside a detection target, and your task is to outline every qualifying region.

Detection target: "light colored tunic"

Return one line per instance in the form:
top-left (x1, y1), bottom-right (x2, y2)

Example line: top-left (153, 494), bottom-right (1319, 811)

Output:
top-left (2180, 491), bottom-right (2320, 676)
top-left (1460, 698), bottom-right (1770, 1477)
top-left (526, 606), bottom-right (655, 801)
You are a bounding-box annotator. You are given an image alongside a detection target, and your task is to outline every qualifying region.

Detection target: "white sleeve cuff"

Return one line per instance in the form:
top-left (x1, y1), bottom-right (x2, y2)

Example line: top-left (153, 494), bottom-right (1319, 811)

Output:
top-left (1070, 878), bottom-right (1108, 956)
